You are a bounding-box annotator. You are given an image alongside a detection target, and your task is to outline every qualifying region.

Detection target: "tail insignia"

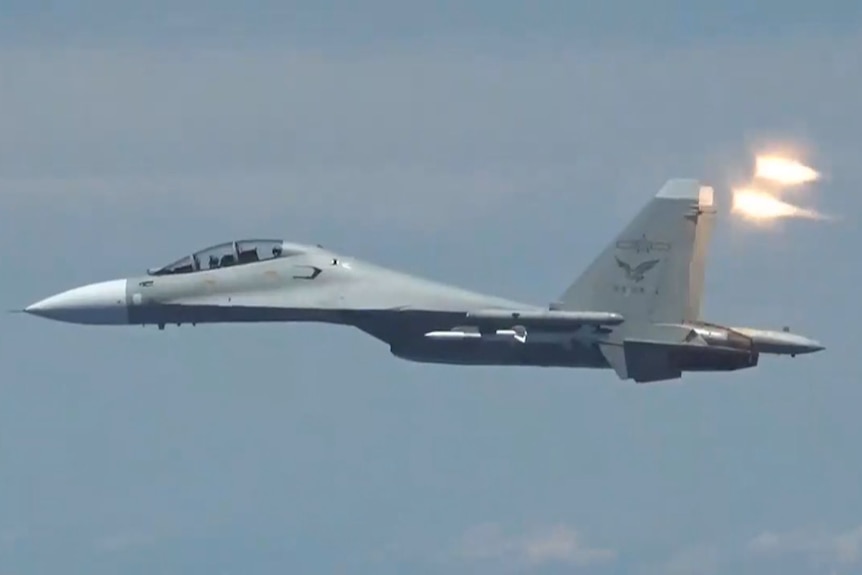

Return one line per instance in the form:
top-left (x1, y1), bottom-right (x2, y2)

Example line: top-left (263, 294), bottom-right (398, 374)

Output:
top-left (615, 257), bottom-right (660, 282)
top-left (615, 234), bottom-right (671, 254)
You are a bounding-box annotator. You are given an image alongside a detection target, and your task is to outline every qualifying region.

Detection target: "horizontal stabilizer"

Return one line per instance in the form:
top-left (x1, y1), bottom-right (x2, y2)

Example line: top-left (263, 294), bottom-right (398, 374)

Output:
top-left (600, 339), bottom-right (685, 383)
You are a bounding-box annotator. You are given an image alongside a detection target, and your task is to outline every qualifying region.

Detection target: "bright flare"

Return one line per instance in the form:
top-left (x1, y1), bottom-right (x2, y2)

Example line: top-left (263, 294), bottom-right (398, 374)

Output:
top-left (732, 188), bottom-right (825, 221)
top-left (755, 155), bottom-right (820, 185)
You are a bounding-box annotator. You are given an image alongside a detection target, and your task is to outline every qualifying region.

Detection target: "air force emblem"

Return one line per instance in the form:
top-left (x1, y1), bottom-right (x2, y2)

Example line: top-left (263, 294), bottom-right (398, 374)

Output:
top-left (615, 234), bottom-right (670, 254)
top-left (615, 256), bottom-right (660, 282)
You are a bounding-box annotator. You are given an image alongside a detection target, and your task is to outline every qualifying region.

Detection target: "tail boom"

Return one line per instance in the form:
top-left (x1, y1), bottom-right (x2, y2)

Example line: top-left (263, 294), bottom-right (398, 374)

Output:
top-left (598, 322), bottom-right (760, 383)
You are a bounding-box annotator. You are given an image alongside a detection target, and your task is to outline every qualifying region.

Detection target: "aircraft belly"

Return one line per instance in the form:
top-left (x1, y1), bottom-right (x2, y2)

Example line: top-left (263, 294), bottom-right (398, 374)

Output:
top-left (389, 339), bottom-right (608, 368)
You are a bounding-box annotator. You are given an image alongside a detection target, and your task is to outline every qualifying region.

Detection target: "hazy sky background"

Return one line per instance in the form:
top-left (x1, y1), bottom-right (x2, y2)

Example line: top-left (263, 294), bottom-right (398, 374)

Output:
top-left (2, 2), bottom-right (862, 574)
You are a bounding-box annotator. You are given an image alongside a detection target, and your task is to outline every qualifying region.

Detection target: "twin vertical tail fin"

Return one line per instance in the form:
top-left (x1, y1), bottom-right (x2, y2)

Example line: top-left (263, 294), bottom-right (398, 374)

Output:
top-left (556, 178), bottom-right (717, 325)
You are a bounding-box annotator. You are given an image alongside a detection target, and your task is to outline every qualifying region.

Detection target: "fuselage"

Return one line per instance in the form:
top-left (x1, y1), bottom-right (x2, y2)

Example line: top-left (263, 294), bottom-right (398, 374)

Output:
top-left (21, 240), bottom-right (822, 377)
top-left (20, 232), bottom-right (822, 384)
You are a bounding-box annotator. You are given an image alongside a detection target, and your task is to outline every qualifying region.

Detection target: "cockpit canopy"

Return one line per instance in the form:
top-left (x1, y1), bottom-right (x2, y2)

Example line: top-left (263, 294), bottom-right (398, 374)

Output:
top-left (149, 239), bottom-right (303, 276)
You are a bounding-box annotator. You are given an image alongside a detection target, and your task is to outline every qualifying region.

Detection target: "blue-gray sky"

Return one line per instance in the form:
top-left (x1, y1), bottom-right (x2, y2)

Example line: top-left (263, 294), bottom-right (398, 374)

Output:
top-left (2, 2), bottom-right (861, 574)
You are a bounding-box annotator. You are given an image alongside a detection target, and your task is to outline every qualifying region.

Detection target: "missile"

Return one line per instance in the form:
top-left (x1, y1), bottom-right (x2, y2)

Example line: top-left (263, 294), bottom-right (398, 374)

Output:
top-left (494, 328), bottom-right (527, 343)
top-left (424, 330), bottom-right (481, 340)
top-left (425, 327), bottom-right (527, 343)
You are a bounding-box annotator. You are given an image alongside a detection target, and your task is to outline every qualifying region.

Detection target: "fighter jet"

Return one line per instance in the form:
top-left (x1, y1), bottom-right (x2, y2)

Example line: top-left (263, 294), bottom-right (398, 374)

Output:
top-left (22, 179), bottom-right (823, 383)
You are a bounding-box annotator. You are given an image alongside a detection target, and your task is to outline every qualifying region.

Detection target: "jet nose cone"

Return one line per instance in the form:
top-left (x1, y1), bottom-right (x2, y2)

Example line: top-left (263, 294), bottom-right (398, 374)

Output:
top-left (25, 279), bottom-right (129, 325)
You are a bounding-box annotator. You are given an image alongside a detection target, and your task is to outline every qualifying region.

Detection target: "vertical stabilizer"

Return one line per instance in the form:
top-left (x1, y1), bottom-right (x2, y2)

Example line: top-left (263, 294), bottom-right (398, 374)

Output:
top-left (556, 179), bottom-right (716, 325)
